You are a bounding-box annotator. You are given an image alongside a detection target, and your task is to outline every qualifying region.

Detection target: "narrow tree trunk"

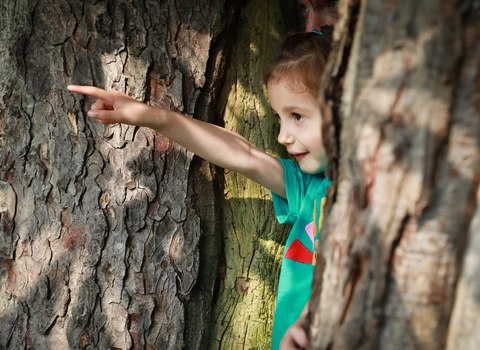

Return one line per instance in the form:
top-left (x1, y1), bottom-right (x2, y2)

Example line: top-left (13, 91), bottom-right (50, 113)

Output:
top-left (308, 0), bottom-right (480, 349)
top-left (207, 0), bottom-right (297, 348)
top-left (0, 0), bottom-right (230, 349)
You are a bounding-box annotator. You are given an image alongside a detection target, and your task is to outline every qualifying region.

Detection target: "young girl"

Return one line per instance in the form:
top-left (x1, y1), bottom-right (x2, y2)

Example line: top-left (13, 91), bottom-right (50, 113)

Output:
top-left (68, 31), bottom-right (331, 350)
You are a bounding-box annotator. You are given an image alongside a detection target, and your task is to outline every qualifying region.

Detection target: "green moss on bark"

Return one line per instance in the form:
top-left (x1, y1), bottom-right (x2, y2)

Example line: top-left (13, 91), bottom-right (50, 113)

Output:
top-left (209, 1), bottom-right (296, 349)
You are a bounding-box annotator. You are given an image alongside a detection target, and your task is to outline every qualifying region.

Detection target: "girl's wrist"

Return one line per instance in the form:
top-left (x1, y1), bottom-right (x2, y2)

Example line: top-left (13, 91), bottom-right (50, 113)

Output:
top-left (146, 105), bottom-right (166, 131)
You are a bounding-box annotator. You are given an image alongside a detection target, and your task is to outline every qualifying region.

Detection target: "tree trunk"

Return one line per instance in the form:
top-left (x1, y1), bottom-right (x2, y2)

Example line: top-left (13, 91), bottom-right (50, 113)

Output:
top-left (207, 1), bottom-right (297, 349)
top-left (307, 0), bottom-right (480, 349)
top-left (0, 0), bottom-right (233, 349)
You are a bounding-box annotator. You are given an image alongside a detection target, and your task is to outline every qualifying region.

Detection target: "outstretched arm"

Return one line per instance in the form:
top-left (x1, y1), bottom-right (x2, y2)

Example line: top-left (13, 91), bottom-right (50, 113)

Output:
top-left (67, 85), bottom-right (286, 198)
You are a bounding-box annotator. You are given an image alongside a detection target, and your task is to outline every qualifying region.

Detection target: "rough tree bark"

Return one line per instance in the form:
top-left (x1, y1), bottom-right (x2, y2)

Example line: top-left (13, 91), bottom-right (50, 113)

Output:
top-left (0, 0), bottom-right (232, 349)
top-left (0, 0), bottom-right (302, 349)
top-left (307, 0), bottom-right (480, 349)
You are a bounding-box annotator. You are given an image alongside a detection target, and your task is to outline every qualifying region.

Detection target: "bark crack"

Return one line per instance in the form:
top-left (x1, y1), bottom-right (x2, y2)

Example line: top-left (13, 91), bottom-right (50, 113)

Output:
top-left (376, 213), bottom-right (410, 346)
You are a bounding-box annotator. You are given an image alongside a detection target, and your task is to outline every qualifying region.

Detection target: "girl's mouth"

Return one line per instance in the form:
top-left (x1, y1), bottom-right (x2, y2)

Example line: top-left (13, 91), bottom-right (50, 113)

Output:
top-left (294, 152), bottom-right (309, 160)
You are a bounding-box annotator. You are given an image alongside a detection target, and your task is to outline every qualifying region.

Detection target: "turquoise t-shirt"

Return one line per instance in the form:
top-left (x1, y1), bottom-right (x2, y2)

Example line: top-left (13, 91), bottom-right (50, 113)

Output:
top-left (270, 159), bottom-right (331, 350)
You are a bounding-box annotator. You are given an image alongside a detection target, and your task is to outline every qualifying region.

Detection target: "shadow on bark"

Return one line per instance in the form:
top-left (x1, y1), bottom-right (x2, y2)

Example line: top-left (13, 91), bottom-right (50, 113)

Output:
top-left (0, 0), bottom-right (230, 349)
top-left (307, 1), bottom-right (480, 347)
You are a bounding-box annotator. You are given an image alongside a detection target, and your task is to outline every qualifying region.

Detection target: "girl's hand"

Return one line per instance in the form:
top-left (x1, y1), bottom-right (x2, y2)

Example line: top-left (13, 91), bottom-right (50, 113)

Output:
top-left (280, 304), bottom-right (310, 350)
top-left (67, 85), bottom-right (157, 129)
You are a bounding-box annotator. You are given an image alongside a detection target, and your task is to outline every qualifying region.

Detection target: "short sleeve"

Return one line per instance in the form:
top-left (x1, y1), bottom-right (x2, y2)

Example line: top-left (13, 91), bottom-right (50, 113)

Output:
top-left (271, 159), bottom-right (314, 225)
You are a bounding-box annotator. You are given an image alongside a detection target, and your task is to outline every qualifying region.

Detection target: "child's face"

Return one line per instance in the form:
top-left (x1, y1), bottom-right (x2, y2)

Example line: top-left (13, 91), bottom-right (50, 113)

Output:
top-left (267, 81), bottom-right (328, 174)
top-left (298, 0), bottom-right (339, 32)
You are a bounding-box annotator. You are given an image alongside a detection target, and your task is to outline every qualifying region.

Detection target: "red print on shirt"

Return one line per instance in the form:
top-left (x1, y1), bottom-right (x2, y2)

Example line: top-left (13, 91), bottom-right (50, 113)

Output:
top-left (284, 239), bottom-right (313, 264)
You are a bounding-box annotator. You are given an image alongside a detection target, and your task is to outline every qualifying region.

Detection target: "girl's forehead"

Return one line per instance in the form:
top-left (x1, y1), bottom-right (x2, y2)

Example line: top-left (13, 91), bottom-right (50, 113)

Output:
top-left (268, 79), bottom-right (306, 93)
top-left (267, 81), bottom-right (321, 112)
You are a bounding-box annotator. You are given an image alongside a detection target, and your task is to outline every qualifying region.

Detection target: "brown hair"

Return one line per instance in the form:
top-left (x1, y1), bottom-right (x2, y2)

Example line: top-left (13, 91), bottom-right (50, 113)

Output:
top-left (264, 32), bottom-right (331, 97)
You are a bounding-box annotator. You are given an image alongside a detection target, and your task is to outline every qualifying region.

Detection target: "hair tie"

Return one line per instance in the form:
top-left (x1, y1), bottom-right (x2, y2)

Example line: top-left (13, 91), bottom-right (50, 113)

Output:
top-left (311, 30), bottom-right (323, 35)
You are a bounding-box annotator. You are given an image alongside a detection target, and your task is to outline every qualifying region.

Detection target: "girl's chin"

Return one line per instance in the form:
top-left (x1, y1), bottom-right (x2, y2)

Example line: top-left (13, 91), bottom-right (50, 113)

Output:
top-left (299, 160), bottom-right (328, 174)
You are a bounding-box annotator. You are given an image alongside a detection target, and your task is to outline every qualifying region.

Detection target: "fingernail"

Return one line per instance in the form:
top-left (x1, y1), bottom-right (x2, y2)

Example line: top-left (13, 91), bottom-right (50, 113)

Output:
top-left (88, 110), bottom-right (97, 117)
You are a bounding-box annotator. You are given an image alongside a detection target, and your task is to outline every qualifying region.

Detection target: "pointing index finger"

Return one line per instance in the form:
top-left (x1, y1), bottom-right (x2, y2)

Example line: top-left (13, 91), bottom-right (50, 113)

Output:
top-left (67, 85), bottom-right (113, 104)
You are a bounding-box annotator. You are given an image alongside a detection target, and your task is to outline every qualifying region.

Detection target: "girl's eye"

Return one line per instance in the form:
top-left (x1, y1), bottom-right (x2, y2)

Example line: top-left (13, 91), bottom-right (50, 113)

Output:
top-left (300, 4), bottom-right (309, 17)
top-left (292, 113), bottom-right (305, 122)
top-left (329, 1), bottom-right (338, 8)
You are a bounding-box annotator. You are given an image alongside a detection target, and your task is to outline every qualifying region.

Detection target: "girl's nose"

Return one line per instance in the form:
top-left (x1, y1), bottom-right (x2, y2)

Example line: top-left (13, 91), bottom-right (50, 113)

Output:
top-left (277, 125), bottom-right (294, 146)
top-left (305, 11), bottom-right (321, 32)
